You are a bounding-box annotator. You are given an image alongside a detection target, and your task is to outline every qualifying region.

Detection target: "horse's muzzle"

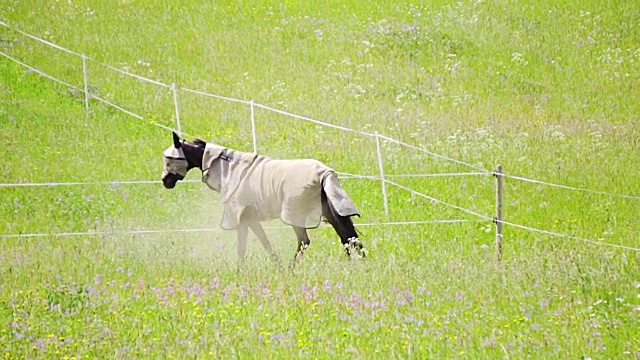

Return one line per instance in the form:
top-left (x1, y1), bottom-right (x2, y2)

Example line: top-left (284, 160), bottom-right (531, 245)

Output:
top-left (162, 174), bottom-right (183, 189)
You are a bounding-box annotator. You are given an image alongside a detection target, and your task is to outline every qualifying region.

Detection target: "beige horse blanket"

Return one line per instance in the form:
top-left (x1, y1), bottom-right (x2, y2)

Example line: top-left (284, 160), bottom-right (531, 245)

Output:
top-left (201, 143), bottom-right (359, 230)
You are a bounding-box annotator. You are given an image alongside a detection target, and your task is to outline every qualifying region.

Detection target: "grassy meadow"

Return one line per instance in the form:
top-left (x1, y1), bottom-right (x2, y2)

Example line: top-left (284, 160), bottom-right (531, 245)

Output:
top-left (1, 0), bottom-right (639, 358)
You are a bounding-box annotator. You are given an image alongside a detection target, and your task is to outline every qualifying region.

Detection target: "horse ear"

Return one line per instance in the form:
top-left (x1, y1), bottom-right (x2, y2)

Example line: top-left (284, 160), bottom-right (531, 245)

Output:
top-left (172, 132), bottom-right (181, 149)
top-left (193, 138), bottom-right (207, 148)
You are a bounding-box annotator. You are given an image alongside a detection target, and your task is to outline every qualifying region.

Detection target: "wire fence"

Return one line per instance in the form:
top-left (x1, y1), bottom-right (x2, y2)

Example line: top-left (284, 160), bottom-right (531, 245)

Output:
top-left (0, 220), bottom-right (483, 240)
top-left (1, 22), bottom-right (639, 254)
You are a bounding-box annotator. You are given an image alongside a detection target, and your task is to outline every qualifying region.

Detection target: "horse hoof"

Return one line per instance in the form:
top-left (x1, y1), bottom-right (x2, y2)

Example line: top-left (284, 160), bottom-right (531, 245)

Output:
top-left (344, 237), bottom-right (366, 259)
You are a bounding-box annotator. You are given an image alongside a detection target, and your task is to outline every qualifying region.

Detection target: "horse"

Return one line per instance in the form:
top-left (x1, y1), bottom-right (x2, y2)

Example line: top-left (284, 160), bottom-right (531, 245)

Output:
top-left (161, 132), bottom-right (365, 264)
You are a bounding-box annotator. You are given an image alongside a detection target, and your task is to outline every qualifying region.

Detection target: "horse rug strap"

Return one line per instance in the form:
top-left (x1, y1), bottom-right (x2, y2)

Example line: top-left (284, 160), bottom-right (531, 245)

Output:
top-left (201, 143), bottom-right (359, 230)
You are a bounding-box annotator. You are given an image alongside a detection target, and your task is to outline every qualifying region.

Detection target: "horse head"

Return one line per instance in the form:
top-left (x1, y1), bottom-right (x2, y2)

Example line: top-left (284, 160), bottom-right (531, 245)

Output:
top-left (161, 132), bottom-right (206, 189)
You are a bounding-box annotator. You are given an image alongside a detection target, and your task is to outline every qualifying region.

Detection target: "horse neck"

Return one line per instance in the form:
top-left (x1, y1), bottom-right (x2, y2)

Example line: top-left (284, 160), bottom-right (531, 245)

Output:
top-left (183, 143), bottom-right (205, 170)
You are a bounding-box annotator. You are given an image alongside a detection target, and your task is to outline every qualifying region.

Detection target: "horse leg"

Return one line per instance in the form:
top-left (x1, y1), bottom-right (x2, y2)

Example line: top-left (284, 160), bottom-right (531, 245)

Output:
top-left (239, 207), bottom-right (281, 267)
top-left (236, 221), bottom-right (249, 269)
top-left (248, 220), bottom-right (282, 266)
top-left (292, 226), bottom-right (311, 263)
top-left (321, 191), bottom-right (364, 258)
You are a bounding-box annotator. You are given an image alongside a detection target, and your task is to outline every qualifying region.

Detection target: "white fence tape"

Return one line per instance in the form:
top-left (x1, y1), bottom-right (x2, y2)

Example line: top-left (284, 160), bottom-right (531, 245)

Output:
top-left (180, 86), bottom-right (251, 105)
top-left (386, 180), bottom-right (493, 221)
top-left (0, 21), bottom-right (81, 56)
top-left (388, 180), bottom-right (640, 252)
top-left (0, 174), bottom-right (381, 187)
top-left (500, 172), bottom-right (640, 201)
top-left (252, 103), bottom-right (374, 137)
top-left (0, 51), bottom-right (80, 91)
top-left (87, 57), bottom-right (172, 88)
top-left (496, 219), bottom-right (640, 252)
top-left (377, 134), bottom-right (490, 173)
top-left (0, 220), bottom-right (478, 239)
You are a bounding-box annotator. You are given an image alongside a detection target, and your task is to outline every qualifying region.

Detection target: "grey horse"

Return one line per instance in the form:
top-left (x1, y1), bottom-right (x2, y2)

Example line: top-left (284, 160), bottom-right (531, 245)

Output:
top-left (161, 132), bottom-right (365, 263)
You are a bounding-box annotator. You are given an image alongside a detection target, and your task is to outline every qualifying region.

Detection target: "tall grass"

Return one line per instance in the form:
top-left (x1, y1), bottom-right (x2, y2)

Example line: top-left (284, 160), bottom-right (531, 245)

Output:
top-left (1, 1), bottom-right (639, 358)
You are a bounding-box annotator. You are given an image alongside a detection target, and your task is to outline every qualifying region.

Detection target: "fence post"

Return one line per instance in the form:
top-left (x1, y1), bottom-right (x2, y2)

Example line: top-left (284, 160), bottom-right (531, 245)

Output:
top-left (250, 100), bottom-right (257, 153)
top-left (82, 54), bottom-right (90, 114)
top-left (375, 132), bottom-right (389, 218)
top-left (494, 164), bottom-right (504, 260)
top-left (171, 82), bottom-right (182, 134)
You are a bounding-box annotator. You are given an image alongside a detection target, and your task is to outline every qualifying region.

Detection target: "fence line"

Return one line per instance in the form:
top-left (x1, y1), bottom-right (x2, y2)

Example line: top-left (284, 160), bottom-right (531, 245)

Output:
top-left (501, 172), bottom-right (640, 201)
top-left (84, 90), bottom-right (193, 136)
top-left (0, 171), bottom-right (488, 187)
top-left (90, 93), bottom-right (144, 120)
top-left (0, 180), bottom-right (198, 188)
top-left (387, 179), bottom-right (640, 252)
top-left (385, 172), bottom-right (490, 178)
top-left (335, 172), bottom-right (378, 180)
top-left (0, 21), bottom-right (82, 57)
top-left (0, 172), bottom-right (395, 187)
top-left (6, 22), bottom-right (633, 200)
top-left (2, 22), bottom-right (639, 254)
top-left (87, 57), bottom-right (172, 88)
top-left (1, 50), bottom-right (191, 138)
top-left (0, 51), bottom-right (80, 91)
top-left (0, 220), bottom-right (478, 239)
top-left (252, 103), bottom-right (374, 137)
top-left (385, 179), bottom-right (493, 221)
top-left (2, 222), bottom-right (636, 252)
top-left (496, 219), bottom-right (640, 252)
top-left (377, 134), bottom-right (490, 173)
top-left (180, 86), bottom-right (251, 105)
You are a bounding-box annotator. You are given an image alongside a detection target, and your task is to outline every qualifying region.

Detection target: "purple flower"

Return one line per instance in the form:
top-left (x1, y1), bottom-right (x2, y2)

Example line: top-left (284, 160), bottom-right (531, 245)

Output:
top-left (300, 285), bottom-right (317, 301)
top-left (186, 284), bottom-right (205, 303)
top-left (221, 285), bottom-right (233, 298)
top-left (321, 280), bottom-right (333, 293)
top-left (347, 292), bottom-right (362, 309)
top-left (136, 278), bottom-right (146, 290)
top-left (84, 285), bottom-right (97, 295)
top-left (33, 339), bottom-right (45, 351)
top-left (210, 277), bottom-right (220, 289)
top-left (239, 286), bottom-right (249, 298)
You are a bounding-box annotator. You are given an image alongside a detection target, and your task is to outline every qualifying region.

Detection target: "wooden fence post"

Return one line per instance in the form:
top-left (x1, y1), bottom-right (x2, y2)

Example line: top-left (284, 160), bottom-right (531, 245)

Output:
top-left (494, 164), bottom-right (504, 260)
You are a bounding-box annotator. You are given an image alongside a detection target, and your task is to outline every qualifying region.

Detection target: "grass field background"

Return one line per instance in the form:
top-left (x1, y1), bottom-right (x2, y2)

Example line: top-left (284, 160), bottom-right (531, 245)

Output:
top-left (1, 1), bottom-right (639, 358)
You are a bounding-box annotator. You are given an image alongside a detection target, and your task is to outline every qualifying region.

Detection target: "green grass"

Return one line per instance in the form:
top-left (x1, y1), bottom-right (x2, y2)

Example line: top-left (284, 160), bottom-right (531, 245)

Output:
top-left (1, 0), bottom-right (639, 358)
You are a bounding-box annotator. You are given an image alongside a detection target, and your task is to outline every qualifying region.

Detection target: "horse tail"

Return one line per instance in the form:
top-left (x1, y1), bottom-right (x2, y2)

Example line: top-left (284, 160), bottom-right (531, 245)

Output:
top-left (321, 172), bottom-right (360, 218)
top-left (321, 172), bottom-right (361, 241)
